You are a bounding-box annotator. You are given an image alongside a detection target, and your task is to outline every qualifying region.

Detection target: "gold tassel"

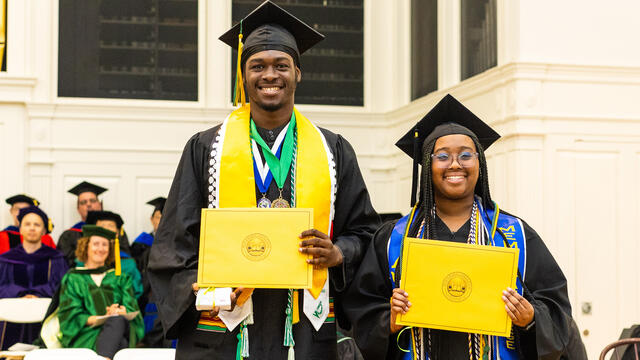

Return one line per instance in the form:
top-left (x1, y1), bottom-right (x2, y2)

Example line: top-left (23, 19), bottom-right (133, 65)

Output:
top-left (115, 235), bottom-right (121, 276)
top-left (48, 219), bottom-right (53, 233)
top-left (33, 199), bottom-right (39, 206)
top-left (233, 22), bottom-right (246, 107)
top-left (292, 290), bottom-right (300, 324)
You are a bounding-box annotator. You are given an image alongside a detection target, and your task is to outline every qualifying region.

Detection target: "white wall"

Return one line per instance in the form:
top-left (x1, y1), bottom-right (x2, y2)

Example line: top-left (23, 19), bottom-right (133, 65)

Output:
top-left (517, 0), bottom-right (640, 67)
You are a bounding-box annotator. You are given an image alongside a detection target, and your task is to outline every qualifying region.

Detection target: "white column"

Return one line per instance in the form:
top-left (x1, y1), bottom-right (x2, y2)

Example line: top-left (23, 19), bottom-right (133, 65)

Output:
top-left (437, 0), bottom-right (460, 89)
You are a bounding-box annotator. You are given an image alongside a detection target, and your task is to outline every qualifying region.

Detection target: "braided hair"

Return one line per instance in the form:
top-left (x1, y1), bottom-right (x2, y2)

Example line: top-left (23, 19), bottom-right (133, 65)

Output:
top-left (410, 132), bottom-right (494, 239)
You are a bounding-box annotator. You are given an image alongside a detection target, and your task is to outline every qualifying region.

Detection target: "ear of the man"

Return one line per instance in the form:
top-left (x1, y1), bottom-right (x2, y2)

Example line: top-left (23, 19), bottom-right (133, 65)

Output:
top-left (296, 67), bottom-right (302, 83)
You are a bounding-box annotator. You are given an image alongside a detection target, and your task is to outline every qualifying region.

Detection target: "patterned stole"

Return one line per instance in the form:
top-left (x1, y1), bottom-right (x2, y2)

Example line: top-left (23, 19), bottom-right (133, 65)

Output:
top-left (387, 200), bottom-right (527, 360)
top-left (212, 104), bottom-right (335, 324)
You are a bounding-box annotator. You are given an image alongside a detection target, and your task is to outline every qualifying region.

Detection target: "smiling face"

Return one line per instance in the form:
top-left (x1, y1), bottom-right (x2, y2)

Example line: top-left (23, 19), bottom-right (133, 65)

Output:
top-left (244, 50), bottom-right (301, 112)
top-left (86, 235), bottom-right (110, 267)
top-left (431, 134), bottom-right (480, 202)
top-left (19, 212), bottom-right (45, 243)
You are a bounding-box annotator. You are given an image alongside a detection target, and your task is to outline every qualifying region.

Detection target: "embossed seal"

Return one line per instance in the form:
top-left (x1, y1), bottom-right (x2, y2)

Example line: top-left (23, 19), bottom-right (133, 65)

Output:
top-left (241, 233), bottom-right (271, 261)
top-left (442, 272), bottom-right (472, 302)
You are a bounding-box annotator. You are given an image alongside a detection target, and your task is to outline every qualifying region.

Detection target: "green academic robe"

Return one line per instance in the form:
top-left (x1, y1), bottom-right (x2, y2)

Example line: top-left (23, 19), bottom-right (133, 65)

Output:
top-left (75, 258), bottom-right (144, 300)
top-left (57, 267), bottom-right (144, 349)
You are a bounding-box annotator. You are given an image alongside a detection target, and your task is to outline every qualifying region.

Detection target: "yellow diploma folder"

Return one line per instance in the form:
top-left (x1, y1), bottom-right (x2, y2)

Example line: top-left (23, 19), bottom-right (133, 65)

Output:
top-left (396, 238), bottom-right (519, 337)
top-left (197, 208), bottom-right (314, 289)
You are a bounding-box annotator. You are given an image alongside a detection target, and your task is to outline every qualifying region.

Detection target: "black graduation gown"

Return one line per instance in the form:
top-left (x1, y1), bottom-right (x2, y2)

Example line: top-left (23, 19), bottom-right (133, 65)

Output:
top-left (148, 123), bottom-right (380, 360)
top-left (343, 214), bottom-right (580, 360)
top-left (57, 227), bottom-right (82, 267)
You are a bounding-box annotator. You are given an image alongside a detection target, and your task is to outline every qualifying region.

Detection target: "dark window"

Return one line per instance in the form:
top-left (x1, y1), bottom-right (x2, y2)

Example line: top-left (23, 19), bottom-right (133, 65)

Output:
top-left (461, 0), bottom-right (496, 80)
top-left (411, 0), bottom-right (437, 100)
top-left (231, 0), bottom-right (364, 106)
top-left (58, 0), bottom-right (198, 101)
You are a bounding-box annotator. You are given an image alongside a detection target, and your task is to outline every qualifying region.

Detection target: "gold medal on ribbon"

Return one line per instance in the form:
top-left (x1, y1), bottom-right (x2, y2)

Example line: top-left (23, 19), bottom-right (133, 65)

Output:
top-left (271, 197), bottom-right (290, 208)
top-left (271, 189), bottom-right (290, 208)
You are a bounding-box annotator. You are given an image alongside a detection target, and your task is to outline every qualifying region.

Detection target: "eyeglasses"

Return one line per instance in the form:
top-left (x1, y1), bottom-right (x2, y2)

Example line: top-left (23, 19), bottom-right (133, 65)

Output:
top-left (78, 198), bottom-right (99, 206)
top-left (430, 151), bottom-right (479, 168)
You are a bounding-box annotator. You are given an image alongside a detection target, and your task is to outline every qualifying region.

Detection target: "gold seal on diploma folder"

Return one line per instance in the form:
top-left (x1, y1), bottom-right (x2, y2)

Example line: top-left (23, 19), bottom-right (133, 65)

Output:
top-left (396, 238), bottom-right (519, 337)
top-left (197, 208), bottom-right (314, 289)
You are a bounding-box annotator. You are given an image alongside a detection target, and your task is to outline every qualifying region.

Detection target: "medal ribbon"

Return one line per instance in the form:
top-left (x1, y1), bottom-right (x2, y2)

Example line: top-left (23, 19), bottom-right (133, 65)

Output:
top-left (251, 122), bottom-right (288, 194)
top-left (249, 113), bottom-right (296, 189)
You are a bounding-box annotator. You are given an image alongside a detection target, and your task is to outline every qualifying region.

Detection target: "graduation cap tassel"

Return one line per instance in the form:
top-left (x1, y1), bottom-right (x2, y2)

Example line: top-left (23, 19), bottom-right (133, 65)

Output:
top-left (283, 289), bottom-right (295, 359)
top-left (233, 21), bottom-right (246, 107)
top-left (241, 323), bottom-right (249, 357)
top-left (114, 234), bottom-right (121, 276)
top-left (236, 321), bottom-right (249, 359)
top-left (410, 128), bottom-right (419, 207)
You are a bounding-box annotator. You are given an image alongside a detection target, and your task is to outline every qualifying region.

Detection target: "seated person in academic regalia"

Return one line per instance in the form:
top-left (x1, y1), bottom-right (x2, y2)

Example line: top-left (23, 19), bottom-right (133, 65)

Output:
top-left (57, 225), bottom-right (144, 360)
top-left (130, 197), bottom-right (166, 344)
top-left (131, 197), bottom-right (165, 275)
top-left (57, 181), bottom-right (107, 267)
top-left (58, 182), bottom-right (132, 268)
top-left (343, 95), bottom-right (585, 359)
top-left (1, 194), bottom-right (56, 254)
top-left (84, 210), bottom-right (142, 300)
top-left (0, 206), bottom-right (67, 350)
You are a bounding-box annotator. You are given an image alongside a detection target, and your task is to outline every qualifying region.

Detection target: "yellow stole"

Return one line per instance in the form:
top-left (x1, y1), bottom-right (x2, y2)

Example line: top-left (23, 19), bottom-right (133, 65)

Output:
top-left (218, 104), bottom-right (331, 299)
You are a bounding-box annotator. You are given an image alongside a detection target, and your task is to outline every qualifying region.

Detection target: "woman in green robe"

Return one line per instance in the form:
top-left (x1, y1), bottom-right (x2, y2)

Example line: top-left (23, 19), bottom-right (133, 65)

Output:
top-left (57, 225), bottom-right (144, 359)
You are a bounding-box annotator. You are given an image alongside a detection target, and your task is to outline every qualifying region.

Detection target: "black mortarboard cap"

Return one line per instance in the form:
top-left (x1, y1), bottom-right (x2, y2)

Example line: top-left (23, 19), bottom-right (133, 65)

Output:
top-left (86, 210), bottom-right (124, 229)
top-left (395, 94), bottom-right (500, 206)
top-left (6, 194), bottom-right (39, 206)
top-left (147, 197), bottom-right (167, 214)
top-left (219, 0), bottom-right (324, 61)
top-left (67, 181), bottom-right (108, 197)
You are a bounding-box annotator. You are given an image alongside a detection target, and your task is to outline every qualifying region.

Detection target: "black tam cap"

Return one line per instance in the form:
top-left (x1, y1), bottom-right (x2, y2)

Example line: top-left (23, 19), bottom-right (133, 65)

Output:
top-left (395, 94), bottom-right (500, 206)
top-left (68, 181), bottom-right (108, 197)
top-left (6, 194), bottom-right (39, 206)
top-left (86, 210), bottom-right (124, 229)
top-left (219, 0), bottom-right (324, 68)
top-left (147, 197), bottom-right (167, 214)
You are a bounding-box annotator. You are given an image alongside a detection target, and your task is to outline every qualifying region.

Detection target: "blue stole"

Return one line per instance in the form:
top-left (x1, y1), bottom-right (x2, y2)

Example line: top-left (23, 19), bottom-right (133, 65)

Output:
top-left (133, 232), bottom-right (154, 247)
top-left (387, 201), bottom-right (527, 360)
top-left (70, 221), bottom-right (85, 232)
top-left (3, 225), bottom-right (19, 233)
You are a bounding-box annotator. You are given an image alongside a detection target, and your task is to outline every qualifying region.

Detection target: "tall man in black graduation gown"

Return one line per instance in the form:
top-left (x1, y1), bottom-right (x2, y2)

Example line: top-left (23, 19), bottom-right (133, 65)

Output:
top-left (148, 2), bottom-right (379, 359)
